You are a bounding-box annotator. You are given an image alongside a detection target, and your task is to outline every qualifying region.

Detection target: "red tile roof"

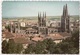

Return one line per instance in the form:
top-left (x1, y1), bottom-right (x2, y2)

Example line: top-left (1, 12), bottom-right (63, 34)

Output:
top-left (48, 32), bottom-right (71, 40)
top-left (32, 37), bottom-right (43, 41)
top-left (2, 31), bottom-right (14, 39)
top-left (13, 37), bottom-right (31, 44)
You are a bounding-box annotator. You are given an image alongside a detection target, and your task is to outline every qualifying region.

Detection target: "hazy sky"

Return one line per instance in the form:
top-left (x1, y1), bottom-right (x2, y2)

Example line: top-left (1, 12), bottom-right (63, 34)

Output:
top-left (2, 1), bottom-right (79, 17)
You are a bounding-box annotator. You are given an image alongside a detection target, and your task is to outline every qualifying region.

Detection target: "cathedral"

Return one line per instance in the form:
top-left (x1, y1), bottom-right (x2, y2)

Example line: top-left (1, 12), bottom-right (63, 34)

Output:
top-left (61, 4), bottom-right (70, 33)
top-left (9, 4), bottom-right (70, 36)
top-left (38, 12), bottom-right (48, 35)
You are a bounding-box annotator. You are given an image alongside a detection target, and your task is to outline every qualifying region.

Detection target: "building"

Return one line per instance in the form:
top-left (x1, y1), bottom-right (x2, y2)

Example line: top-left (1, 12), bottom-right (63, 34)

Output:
top-left (70, 20), bottom-right (79, 32)
top-left (38, 12), bottom-right (48, 35)
top-left (10, 21), bottom-right (20, 33)
top-left (25, 28), bottom-right (38, 37)
top-left (20, 22), bottom-right (26, 27)
top-left (61, 4), bottom-right (70, 33)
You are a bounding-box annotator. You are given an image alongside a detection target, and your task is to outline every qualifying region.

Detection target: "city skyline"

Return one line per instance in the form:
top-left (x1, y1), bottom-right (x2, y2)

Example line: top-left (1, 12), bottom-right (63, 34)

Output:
top-left (2, 1), bottom-right (79, 18)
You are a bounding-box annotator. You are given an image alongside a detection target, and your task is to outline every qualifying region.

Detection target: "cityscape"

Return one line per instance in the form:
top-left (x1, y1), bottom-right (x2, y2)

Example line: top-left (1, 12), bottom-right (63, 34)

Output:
top-left (2, 1), bottom-right (79, 54)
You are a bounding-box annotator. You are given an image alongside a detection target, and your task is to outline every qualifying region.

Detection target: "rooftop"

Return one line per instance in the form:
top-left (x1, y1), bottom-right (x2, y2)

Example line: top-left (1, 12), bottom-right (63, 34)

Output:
top-left (32, 37), bottom-right (43, 42)
top-left (13, 37), bottom-right (31, 44)
top-left (2, 30), bottom-right (14, 38)
top-left (48, 32), bottom-right (71, 40)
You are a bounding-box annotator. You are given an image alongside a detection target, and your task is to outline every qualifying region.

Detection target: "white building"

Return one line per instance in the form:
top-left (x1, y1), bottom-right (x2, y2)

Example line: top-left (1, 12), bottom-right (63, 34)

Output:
top-left (20, 22), bottom-right (26, 27)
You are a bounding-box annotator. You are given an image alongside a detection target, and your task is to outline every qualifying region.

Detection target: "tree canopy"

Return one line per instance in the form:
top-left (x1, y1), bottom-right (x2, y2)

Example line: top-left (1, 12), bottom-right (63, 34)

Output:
top-left (2, 39), bottom-right (23, 54)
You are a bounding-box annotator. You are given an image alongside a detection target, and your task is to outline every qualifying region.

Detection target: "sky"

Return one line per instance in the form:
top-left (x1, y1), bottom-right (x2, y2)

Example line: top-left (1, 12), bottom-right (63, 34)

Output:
top-left (2, 1), bottom-right (79, 17)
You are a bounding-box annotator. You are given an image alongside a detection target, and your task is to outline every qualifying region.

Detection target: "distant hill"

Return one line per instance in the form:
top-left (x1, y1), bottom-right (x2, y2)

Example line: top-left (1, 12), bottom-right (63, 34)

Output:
top-left (2, 15), bottom-right (79, 21)
top-left (70, 15), bottom-right (79, 20)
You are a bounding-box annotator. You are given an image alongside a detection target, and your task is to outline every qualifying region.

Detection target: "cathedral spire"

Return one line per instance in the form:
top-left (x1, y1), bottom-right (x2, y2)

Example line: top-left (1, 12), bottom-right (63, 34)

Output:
top-left (63, 4), bottom-right (68, 17)
top-left (43, 12), bottom-right (44, 18)
top-left (38, 12), bottom-right (39, 18)
top-left (45, 12), bottom-right (46, 18)
top-left (40, 12), bottom-right (41, 18)
top-left (65, 4), bottom-right (68, 16)
top-left (63, 5), bottom-right (65, 16)
top-left (63, 5), bottom-right (66, 16)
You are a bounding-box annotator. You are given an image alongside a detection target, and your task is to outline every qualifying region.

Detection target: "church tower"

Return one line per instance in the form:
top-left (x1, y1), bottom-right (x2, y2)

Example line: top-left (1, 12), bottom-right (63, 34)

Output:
top-left (14, 21), bottom-right (20, 33)
top-left (61, 4), bottom-right (70, 33)
top-left (38, 12), bottom-right (48, 35)
top-left (10, 21), bottom-right (20, 33)
top-left (10, 22), bottom-right (14, 33)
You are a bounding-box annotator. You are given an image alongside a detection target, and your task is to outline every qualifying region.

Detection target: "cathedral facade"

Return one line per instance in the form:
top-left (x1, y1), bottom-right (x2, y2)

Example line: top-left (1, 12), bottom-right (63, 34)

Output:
top-left (38, 12), bottom-right (48, 35)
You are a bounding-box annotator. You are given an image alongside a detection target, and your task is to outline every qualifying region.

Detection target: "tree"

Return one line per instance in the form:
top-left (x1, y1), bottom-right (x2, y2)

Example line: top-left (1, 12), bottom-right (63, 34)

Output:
top-left (2, 39), bottom-right (23, 54)
top-left (7, 39), bottom-right (16, 53)
top-left (24, 44), bottom-right (35, 54)
top-left (71, 30), bottom-right (79, 48)
top-left (70, 30), bottom-right (79, 53)
top-left (2, 40), bottom-right (8, 53)
top-left (15, 43), bottom-right (23, 53)
top-left (34, 41), bottom-right (46, 54)
top-left (56, 30), bottom-right (79, 54)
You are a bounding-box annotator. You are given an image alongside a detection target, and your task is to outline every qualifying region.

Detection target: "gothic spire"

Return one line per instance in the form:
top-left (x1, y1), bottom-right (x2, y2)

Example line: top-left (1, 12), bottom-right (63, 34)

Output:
top-left (63, 5), bottom-right (65, 16)
top-left (43, 12), bottom-right (44, 18)
top-left (45, 12), bottom-right (46, 18)
top-left (65, 4), bottom-right (68, 16)
top-left (38, 12), bottom-right (39, 18)
top-left (63, 4), bottom-right (68, 17)
top-left (40, 12), bottom-right (41, 18)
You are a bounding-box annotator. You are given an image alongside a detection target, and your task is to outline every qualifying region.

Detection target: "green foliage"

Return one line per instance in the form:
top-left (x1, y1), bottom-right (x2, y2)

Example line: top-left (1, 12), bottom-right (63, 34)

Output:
top-left (58, 30), bottom-right (79, 54)
top-left (35, 41), bottom-right (46, 54)
top-left (2, 40), bottom-right (8, 53)
top-left (7, 39), bottom-right (16, 53)
top-left (71, 30), bottom-right (79, 48)
top-left (2, 39), bottom-right (23, 54)
top-left (24, 39), bottom-right (56, 54)
top-left (15, 43), bottom-right (23, 53)
top-left (24, 44), bottom-right (35, 54)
